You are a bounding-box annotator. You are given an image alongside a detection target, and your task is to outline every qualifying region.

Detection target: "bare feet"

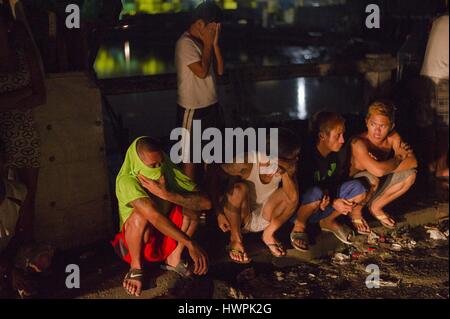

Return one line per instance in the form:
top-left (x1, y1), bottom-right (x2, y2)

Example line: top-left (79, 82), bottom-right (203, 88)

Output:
top-left (123, 268), bottom-right (144, 297)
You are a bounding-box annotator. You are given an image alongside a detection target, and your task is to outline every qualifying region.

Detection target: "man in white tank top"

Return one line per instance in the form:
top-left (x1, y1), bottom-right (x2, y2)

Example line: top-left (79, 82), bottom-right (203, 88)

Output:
top-left (209, 129), bottom-right (300, 263)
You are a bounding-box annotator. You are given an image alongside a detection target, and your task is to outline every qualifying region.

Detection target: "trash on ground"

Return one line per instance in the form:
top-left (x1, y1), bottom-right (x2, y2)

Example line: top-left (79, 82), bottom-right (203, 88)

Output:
top-left (427, 228), bottom-right (447, 240)
top-left (390, 243), bottom-right (403, 251)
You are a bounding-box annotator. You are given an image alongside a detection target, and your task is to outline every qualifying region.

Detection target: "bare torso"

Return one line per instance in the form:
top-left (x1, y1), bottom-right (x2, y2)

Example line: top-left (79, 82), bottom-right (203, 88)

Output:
top-left (350, 132), bottom-right (395, 176)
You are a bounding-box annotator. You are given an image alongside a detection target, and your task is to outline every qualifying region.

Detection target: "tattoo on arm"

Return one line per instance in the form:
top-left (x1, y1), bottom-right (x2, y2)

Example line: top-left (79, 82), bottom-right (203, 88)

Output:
top-left (169, 192), bottom-right (208, 211)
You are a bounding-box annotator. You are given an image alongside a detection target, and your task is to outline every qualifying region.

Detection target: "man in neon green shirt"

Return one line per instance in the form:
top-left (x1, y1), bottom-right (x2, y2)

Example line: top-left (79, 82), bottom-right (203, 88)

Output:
top-left (113, 136), bottom-right (211, 297)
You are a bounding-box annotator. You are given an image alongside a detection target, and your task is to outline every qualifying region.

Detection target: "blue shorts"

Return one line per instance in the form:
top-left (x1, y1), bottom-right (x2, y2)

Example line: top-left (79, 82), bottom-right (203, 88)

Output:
top-left (291, 179), bottom-right (367, 224)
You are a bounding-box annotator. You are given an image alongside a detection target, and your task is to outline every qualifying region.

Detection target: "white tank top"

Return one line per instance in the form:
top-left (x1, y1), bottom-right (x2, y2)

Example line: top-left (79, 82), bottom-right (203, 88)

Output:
top-left (245, 151), bottom-right (281, 206)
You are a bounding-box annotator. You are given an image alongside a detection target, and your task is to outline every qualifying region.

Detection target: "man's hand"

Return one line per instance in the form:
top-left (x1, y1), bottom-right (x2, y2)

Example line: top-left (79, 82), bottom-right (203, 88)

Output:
top-left (332, 198), bottom-right (355, 215)
top-left (138, 174), bottom-right (169, 200)
top-left (398, 142), bottom-right (413, 160)
top-left (319, 195), bottom-right (330, 211)
top-left (187, 241), bottom-right (208, 275)
top-left (199, 22), bottom-right (216, 47)
top-left (217, 213), bottom-right (231, 232)
top-left (213, 23), bottom-right (221, 47)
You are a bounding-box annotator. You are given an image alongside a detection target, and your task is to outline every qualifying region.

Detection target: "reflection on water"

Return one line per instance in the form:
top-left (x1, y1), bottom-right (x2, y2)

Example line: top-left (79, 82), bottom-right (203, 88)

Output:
top-left (94, 41), bottom-right (331, 78)
top-left (296, 78), bottom-right (307, 120)
top-left (94, 46), bottom-right (170, 78)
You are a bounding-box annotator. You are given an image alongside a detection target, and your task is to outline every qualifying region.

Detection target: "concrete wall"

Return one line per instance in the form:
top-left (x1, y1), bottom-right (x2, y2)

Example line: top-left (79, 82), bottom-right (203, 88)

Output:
top-left (34, 73), bottom-right (113, 250)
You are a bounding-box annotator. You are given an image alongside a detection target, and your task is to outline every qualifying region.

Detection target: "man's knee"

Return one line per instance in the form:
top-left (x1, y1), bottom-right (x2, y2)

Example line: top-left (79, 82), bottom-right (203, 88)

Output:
top-left (402, 170), bottom-right (417, 188)
top-left (301, 186), bottom-right (323, 205)
top-left (125, 213), bottom-right (148, 233)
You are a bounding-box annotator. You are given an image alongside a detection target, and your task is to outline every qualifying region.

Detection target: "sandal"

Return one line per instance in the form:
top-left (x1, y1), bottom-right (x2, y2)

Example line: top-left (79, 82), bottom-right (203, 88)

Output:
top-left (290, 231), bottom-right (309, 252)
top-left (264, 242), bottom-right (286, 258)
top-left (351, 218), bottom-right (371, 235)
top-left (226, 245), bottom-right (252, 264)
top-left (123, 268), bottom-right (145, 296)
top-left (370, 210), bottom-right (396, 229)
top-left (160, 261), bottom-right (192, 279)
top-left (321, 224), bottom-right (354, 245)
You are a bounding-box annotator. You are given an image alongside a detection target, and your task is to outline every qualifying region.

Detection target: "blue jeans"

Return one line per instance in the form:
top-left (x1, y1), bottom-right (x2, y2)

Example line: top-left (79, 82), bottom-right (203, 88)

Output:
top-left (292, 179), bottom-right (367, 224)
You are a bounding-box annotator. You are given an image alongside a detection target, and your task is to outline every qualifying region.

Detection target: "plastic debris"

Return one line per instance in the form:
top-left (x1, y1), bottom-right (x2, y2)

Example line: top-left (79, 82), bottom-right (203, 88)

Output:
top-left (402, 239), bottom-right (417, 249)
top-left (427, 228), bottom-right (447, 240)
top-left (332, 253), bottom-right (351, 265)
top-left (298, 282), bottom-right (308, 286)
top-left (274, 271), bottom-right (284, 281)
top-left (367, 231), bottom-right (380, 245)
top-left (390, 243), bottom-right (403, 251)
top-left (351, 252), bottom-right (362, 259)
top-left (378, 279), bottom-right (399, 287)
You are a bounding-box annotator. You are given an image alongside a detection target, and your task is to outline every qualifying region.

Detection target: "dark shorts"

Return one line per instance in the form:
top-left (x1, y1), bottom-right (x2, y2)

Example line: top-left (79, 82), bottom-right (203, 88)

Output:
top-left (291, 179), bottom-right (368, 224)
top-left (175, 103), bottom-right (225, 163)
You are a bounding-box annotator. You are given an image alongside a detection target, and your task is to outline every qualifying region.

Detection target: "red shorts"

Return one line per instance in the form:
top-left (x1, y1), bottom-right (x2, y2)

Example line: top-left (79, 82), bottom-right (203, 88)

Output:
top-left (111, 205), bottom-right (183, 264)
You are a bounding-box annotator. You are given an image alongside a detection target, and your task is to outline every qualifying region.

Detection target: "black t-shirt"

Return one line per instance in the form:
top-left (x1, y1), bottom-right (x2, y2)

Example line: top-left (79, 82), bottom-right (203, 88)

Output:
top-left (298, 141), bottom-right (350, 200)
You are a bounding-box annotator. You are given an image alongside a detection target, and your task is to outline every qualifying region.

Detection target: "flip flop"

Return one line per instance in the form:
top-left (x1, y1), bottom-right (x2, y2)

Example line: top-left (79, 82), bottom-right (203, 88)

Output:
top-left (370, 211), bottom-right (396, 229)
top-left (264, 242), bottom-right (286, 258)
top-left (123, 268), bottom-right (144, 296)
top-left (351, 218), bottom-right (371, 235)
top-left (160, 261), bottom-right (192, 279)
top-left (290, 231), bottom-right (309, 252)
top-left (321, 224), bottom-right (354, 245)
top-left (226, 245), bottom-right (252, 264)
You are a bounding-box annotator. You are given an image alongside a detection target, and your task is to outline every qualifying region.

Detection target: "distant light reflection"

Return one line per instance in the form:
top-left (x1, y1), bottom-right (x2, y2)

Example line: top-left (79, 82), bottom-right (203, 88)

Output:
top-left (296, 78), bottom-right (307, 120)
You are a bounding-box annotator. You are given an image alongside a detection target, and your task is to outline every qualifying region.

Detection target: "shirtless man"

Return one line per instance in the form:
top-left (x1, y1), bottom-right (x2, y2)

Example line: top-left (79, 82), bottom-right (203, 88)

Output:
top-left (210, 129), bottom-right (299, 263)
top-left (350, 101), bottom-right (417, 230)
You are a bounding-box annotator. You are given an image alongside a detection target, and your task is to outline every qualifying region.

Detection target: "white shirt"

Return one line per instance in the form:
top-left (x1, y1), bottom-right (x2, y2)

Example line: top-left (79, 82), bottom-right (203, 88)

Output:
top-left (175, 32), bottom-right (218, 110)
top-left (421, 15), bottom-right (449, 82)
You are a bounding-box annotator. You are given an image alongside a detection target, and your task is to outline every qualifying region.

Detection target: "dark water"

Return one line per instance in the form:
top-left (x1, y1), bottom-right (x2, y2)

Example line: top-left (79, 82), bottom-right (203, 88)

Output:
top-left (94, 41), bottom-right (334, 79)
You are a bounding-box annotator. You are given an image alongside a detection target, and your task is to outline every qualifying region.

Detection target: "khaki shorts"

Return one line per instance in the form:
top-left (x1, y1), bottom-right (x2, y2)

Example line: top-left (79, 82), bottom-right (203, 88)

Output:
top-left (354, 169), bottom-right (416, 204)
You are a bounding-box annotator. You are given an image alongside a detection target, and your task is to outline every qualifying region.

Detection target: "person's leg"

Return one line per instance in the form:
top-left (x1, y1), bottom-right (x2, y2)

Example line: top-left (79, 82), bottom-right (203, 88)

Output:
top-left (332, 179), bottom-right (370, 234)
top-left (435, 128), bottom-right (449, 178)
top-left (123, 211), bottom-right (150, 296)
top-left (321, 191), bottom-right (366, 233)
top-left (223, 182), bottom-right (251, 263)
top-left (290, 186), bottom-right (323, 250)
top-left (165, 209), bottom-right (199, 269)
top-left (370, 170), bottom-right (417, 227)
top-left (15, 168), bottom-right (39, 244)
top-left (261, 188), bottom-right (298, 256)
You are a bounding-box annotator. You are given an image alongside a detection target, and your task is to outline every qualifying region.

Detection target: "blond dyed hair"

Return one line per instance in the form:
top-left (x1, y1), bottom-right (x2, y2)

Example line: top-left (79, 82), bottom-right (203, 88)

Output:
top-left (366, 101), bottom-right (396, 126)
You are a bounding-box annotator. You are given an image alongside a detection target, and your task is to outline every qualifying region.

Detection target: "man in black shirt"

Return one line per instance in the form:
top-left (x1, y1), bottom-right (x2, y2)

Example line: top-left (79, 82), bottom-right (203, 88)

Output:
top-left (290, 112), bottom-right (368, 251)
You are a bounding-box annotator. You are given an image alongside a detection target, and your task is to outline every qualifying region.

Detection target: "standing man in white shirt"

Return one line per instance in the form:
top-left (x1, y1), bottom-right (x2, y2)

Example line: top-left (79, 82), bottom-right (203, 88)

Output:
top-left (418, 13), bottom-right (449, 182)
top-left (175, 1), bottom-right (224, 182)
